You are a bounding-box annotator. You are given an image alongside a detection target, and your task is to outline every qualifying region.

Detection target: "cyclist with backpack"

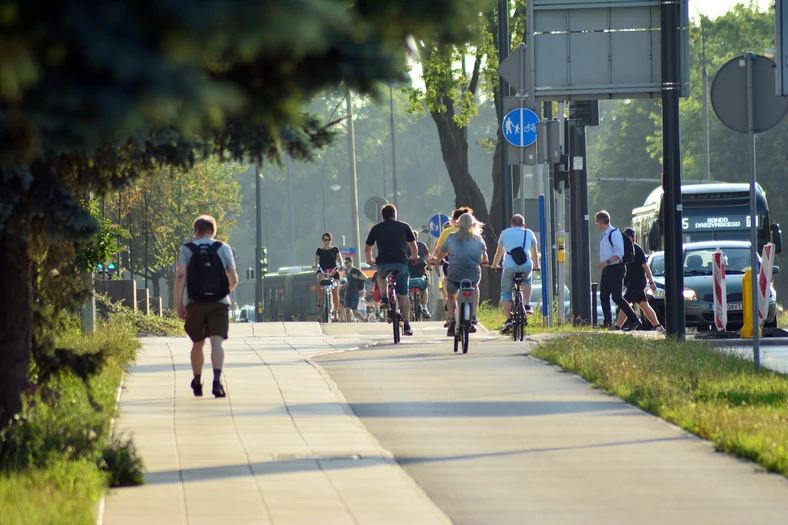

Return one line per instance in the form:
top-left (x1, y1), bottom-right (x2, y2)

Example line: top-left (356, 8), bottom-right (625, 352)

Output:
top-left (175, 215), bottom-right (239, 398)
top-left (490, 214), bottom-right (540, 334)
top-left (595, 210), bottom-right (642, 331)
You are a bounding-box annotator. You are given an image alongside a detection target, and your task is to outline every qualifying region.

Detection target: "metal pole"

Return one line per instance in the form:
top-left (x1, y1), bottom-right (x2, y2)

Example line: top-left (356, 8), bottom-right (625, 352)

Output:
top-left (746, 52), bottom-right (760, 370)
top-left (662, 0), bottom-right (685, 338)
top-left (701, 17), bottom-right (711, 181)
top-left (389, 85), bottom-right (398, 208)
top-left (255, 163), bottom-right (264, 322)
top-left (557, 102), bottom-right (566, 324)
top-left (498, 0), bottom-right (511, 232)
top-left (379, 141), bottom-right (387, 200)
top-left (346, 86), bottom-right (362, 267)
top-left (286, 156), bottom-right (297, 265)
top-left (568, 111), bottom-right (592, 325)
top-left (319, 155), bottom-right (327, 232)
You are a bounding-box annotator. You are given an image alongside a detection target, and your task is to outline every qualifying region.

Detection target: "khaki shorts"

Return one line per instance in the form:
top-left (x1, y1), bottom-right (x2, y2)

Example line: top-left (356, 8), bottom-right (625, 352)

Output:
top-left (185, 302), bottom-right (230, 342)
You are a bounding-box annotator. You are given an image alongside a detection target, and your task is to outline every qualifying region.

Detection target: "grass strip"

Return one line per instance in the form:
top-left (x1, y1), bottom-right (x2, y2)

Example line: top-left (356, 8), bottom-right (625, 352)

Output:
top-left (0, 315), bottom-right (143, 525)
top-left (476, 301), bottom-right (591, 334)
top-left (532, 335), bottom-right (788, 477)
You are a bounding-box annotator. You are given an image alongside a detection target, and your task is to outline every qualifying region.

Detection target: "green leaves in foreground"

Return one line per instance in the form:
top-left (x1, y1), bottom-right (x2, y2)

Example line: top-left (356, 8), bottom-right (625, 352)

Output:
top-left (532, 335), bottom-right (788, 477)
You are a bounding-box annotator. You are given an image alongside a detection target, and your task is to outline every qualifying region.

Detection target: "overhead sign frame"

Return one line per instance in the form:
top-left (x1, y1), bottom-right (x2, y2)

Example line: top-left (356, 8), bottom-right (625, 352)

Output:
top-left (527, 0), bottom-right (690, 101)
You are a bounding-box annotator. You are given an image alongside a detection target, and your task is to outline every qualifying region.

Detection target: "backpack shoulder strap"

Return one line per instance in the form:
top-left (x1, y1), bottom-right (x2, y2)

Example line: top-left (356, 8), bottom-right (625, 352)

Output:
top-left (209, 241), bottom-right (223, 252)
top-left (185, 242), bottom-right (199, 253)
top-left (608, 228), bottom-right (617, 247)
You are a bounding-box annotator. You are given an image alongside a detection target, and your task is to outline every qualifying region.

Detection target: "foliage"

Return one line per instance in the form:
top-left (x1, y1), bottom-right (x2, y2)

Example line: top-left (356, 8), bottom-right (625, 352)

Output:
top-left (0, 0), bottom-right (486, 428)
top-left (0, 459), bottom-right (106, 525)
top-left (533, 334), bottom-right (788, 477)
top-left (407, 0), bottom-right (515, 246)
top-left (97, 294), bottom-right (183, 337)
top-left (104, 156), bottom-right (245, 301)
top-left (586, 4), bottom-right (788, 301)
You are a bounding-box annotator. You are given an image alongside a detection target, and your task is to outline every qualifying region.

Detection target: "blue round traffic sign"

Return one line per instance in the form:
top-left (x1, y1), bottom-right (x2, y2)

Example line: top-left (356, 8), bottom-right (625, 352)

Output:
top-left (502, 108), bottom-right (539, 147)
top-left (428, 214), bottom-right (450, 238)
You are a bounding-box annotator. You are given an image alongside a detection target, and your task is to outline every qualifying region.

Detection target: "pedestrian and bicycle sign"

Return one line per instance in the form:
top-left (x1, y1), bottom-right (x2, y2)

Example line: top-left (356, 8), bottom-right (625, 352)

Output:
top-left (502, 108), bottom-right (539, 147)
top-left (428, 214), bottom-right (451, 238)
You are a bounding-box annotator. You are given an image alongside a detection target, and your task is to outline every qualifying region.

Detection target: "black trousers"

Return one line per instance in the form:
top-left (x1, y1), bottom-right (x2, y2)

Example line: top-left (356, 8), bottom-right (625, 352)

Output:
top-left (600, 263), bottom-right (638, 326)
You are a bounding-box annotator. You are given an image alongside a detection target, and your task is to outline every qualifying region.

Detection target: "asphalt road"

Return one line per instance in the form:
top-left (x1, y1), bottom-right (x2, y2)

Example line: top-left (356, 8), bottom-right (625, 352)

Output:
top-left (315, 323), bottom-right (788, 525)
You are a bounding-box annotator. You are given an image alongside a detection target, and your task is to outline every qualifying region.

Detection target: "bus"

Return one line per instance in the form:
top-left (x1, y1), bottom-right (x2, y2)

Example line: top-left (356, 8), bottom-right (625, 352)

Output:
top-left (631, 183), bottom-right (782, 255)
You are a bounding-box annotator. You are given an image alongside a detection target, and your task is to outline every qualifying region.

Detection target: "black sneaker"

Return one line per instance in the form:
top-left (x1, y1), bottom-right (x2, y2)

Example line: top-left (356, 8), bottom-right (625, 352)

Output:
top-left (191, 378), bottom-right (203, 397)
top-left (468, 323), bottom-right (477, 334)
top-left (524, 305), bottom-right (534, 315)
top-left (212, 381), bottom-right (226, 398)
top-left (403, 323), bottom-right (413, 336)
top-left (380, 297), bottom-right (389, 309)
top-left (502, 319), bottom-right (513, 334)
top-left (624, 320), bottom-right (643, 332)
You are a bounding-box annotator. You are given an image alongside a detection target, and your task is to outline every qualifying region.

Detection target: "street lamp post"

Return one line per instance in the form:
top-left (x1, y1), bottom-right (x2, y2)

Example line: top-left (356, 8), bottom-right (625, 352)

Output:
top-left (389, 85), bottom-right (398, 208)
top-left (344, 126), bottom-right (388, 199)
top-left (318, 154), bottom-right (326, 232)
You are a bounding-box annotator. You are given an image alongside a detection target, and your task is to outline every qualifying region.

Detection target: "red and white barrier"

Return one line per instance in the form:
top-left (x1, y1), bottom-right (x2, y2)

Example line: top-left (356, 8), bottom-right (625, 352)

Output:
top-left (758, 242), bottom-right (775, 327)
top-left (712, 249), bottom-right (727, 332)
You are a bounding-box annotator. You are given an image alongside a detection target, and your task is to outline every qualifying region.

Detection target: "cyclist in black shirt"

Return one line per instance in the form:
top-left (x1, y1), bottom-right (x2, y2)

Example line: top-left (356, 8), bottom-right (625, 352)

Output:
top-left (314, 232), bottom-right (342, 321)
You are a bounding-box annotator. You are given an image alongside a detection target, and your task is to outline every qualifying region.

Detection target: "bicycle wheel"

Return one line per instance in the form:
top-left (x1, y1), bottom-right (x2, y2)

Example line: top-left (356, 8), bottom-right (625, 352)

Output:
top-left (462, 303), bottom-right (470, 354)
top-left (413, 293), bottom-right (421, 322)
top-left (512, 293), bottom-right (521, 342)
top-left (393, 310), bottom-right (400, 343)
top-left (322, 294), bottom-right (330, 323)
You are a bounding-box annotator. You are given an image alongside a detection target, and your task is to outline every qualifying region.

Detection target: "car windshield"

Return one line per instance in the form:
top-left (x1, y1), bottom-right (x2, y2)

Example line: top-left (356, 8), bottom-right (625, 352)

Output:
top-left (684, 247), bottom-right (753, 275)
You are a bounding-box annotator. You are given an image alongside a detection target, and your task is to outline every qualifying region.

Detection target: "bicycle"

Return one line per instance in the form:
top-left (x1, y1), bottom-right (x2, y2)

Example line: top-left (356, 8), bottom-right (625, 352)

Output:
top-left (316, 265), bottom-right (340, 324)
top-left (510, 272), bottom-right (528, 342)
top-left (383, 269), bottom-right (404, 343)
top-left (409, 285), bottom-right (422, 322)
top-left (453, 279), bottom-right (475, 354)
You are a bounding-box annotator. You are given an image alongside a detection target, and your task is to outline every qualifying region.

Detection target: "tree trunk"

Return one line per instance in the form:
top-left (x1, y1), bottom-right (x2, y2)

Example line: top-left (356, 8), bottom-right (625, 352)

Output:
top-left (0, 215), bottom-right (32, 429)
top-left (430, 104), bottom-right (498, 252)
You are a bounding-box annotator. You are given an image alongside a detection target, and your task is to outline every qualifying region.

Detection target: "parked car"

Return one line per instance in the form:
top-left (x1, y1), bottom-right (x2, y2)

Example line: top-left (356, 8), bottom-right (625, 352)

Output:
top-left (529, 281), bottom-right (571, 318)
top-left (647, 241), bottom-right (778, 331)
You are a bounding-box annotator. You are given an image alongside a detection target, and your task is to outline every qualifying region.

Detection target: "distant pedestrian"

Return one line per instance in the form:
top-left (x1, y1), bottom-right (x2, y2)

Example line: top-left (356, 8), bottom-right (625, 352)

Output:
top-left (343, 257), bottom-right (368, 322)
top-left (175, 215), bottom-right (239, 398)
top-left (595, 211), bottom-right (641, 330)
top-left (615, 228), bottom-right (664, 333)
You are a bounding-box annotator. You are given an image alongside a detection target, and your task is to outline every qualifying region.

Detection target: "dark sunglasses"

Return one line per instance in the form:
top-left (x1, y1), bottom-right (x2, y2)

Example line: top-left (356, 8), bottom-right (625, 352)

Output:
top-left (322, 237), bottom-right (330, 241)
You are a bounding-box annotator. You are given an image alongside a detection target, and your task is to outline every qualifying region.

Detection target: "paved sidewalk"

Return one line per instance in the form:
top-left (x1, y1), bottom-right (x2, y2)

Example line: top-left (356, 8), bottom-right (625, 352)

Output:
top-left (100, 322), bottom-right (453, 525)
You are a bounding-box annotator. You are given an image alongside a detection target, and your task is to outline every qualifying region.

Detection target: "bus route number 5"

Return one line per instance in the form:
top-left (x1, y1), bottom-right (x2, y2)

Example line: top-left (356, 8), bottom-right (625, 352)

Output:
top-left (682, 218), bottom-right (689, 230)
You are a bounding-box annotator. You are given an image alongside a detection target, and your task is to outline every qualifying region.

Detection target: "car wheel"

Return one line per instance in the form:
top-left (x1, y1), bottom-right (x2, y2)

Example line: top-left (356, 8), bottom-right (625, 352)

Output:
top-left (764, 317), bottom-right (777, 329)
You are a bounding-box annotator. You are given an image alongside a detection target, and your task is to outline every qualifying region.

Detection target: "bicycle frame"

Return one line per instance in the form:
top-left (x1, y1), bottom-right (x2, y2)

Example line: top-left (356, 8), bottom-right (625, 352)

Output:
top-left (383, 270), bottom-right (401, 343)
top-left (317, 265), bottom-right (340, 323)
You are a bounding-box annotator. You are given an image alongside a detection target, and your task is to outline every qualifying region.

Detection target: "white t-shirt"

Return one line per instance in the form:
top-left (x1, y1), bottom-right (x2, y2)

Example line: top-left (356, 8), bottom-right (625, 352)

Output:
top-left (498, 227), bottom-right (537, 269)
top-left (177, 237), bottom-right (236, 305)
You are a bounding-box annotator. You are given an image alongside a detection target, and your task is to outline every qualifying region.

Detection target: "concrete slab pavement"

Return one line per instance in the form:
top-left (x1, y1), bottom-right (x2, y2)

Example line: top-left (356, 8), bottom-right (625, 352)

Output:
top-left (100, 322), bottom-right (454, 525)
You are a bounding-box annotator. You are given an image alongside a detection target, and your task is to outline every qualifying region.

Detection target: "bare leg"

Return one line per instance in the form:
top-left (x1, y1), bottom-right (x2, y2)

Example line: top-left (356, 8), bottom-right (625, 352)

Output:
top-left (639, 300), bottom-right (661, 327)
top-left (209, 336), bottom-right (225, 372)
top-left (377, 275), bottom-right (387, 300)
top-left (446, 294), bottom-right (457, 320)
top-left (191, 340), bottom-right (205, 376)
top-left (316, 275), bottom-right (324, 306)
top-left (502, 300), bottom-right (512, 319)
top-left (522, 284), bottom-right (533, 308)
top-left (332, 286), bottom-right (340, 316)
top-left (421, 286), bottom-right (429, 307)
top-left (616, 310), bottom-right (627, 328)
top-left (400, 293), bottom-right (411, 321)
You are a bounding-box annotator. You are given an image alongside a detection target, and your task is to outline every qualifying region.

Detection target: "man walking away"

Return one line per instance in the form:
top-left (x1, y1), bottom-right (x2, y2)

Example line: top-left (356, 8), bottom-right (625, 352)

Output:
top-left (175, 215), bottom-right (239, 398)
top-left (491, 214), bottom-right (540, 334)
top-left (365, 204), bottom-right (420, 336)
top-left (595, 211), bottom-right (641, 330)
top-left (408, 230), bottom-right (432, 319)
top-left (343, 257), bottom-right (368, 322)
top-left (616, 228), bottom-right (665, 333)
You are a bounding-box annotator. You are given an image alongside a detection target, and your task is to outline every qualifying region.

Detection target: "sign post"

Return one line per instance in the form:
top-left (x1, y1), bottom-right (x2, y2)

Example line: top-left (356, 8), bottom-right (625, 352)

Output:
top-left (758, 242), bottom-right (775, 329)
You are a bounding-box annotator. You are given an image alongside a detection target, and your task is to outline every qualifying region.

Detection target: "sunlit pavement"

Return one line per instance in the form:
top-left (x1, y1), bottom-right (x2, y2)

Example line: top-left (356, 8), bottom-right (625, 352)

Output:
top-left (100, 322), bottom-right (788, 525)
